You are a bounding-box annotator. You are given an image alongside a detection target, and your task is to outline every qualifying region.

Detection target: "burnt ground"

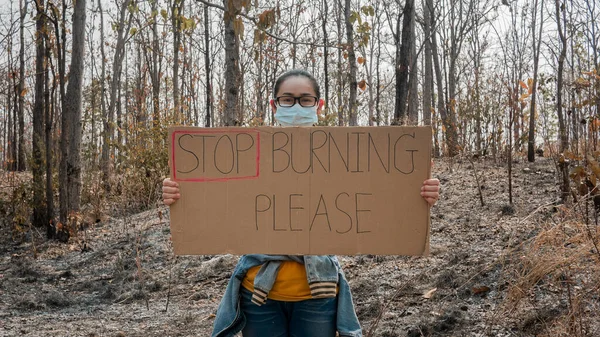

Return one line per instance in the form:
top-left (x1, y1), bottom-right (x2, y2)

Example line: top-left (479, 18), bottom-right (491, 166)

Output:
top-left (1, 156), bottom-right (599, 337)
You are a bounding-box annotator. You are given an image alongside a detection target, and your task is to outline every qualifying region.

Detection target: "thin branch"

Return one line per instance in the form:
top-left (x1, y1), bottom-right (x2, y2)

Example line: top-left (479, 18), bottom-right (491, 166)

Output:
top-left (194, 0), bottom-right (341, 49)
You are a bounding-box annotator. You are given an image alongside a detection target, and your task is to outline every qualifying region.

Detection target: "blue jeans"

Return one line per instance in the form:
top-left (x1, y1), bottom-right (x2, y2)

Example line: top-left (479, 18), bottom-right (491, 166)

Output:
top-left (240, 288), bottom-right (337, 337)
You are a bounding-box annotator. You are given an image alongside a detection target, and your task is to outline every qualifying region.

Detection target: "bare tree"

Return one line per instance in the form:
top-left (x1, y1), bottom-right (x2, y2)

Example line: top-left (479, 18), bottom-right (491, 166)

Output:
top-left (392, 0), bottom-right (414, 125)
top-left (408, 0), bottom-right (418, 125)
top-left (32, 0), bottom-right (46, 228)
top-left (528, 0), bottom-right (545, 162)
top-left (336, 0), bottom-right (345, 126)
top-left (421, 1), bottom-right (433, 124)
top-left (172, 0), bottom-right (184, 121)
top-left (555, 0), bottom-right (570, 201)
top-left (44, 12), bottom-right (54, 233)
top-left (17, 0), bottom-right (27, 171)
top-left (345, 0), bottom-right (358, 126)
top-left (204, 3), bottom-right (213, 127)
top-left (150, 0), bottom-right (163, 125)
top-left (101, 0), bottom-right (132, 190)
top-left (322, 0), bottom-right (329, 111)
top-left (223, 0), bottom-right (242, 126)
top-left (430, 1), bottom-right (458, 156)
top-left (61, 0), bottom-right (87, 223)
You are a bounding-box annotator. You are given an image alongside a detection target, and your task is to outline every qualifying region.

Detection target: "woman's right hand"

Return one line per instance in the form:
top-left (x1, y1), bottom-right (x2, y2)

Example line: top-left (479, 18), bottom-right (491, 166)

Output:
top-left (162, 178), bottom-right (180, 206)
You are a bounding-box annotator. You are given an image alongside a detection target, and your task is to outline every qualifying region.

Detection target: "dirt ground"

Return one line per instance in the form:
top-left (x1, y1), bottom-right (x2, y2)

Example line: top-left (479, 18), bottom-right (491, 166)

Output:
top-left (1, 156), bottom-right (598, 337)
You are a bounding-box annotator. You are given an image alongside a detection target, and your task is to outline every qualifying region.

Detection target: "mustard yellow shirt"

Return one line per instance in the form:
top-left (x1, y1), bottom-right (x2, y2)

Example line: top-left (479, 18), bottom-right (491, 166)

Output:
top-left (241, 261), bottom-right (312, 301)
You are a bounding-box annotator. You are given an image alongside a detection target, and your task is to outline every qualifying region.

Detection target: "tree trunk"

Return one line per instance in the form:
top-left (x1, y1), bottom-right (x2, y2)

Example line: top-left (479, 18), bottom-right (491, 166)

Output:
top-left (528, 0), bottom-right (544, 162)
top-left (223, 0), bottom-right (241, 126)
top-left (17, 0), bottom-right (28, 171)
top-left (375, 7), bottom-right (382, 126)
top-left (392, 0), bottom-right (415, 125)
top-left (102, 0), bottom-right (131, 190)
top-left (336, 2), bottom-right (344, 126)
top-left (89, 25), bottom-right (97, 167)
top-left (345, 0), bottom-right (358, 126)
top-left (431, 10), bottom-right (458, 156)
top-left (33, 0), bottom-right (46, 228)
top-left (422, 0), bottom-right (433, 135)
top-left (135, 41), bottom-right (145, 126)
top-left (56, 0), bottom-right (67, 224)
top-left (408, 2), bottom-right (418, 125)
top-left (63, 0), bottom-right (87, 222)
top-left (393, 0), bottom-right (414, 125)
top-left (366, 5), bottom-right (377, 127)
top-left (555, 0), bottom-right (570, 201)
top-left (172, 0), bottom-right (184, 122)
top-left (2, 95), bottom-right (6, 168)
top-left (204, 3), bottom-right (212, 127)
top-left (99, 0), bottom-right (109, 191)
top-left (8, 40), bottom-right (15, 172)
top-left (151, 0), bottom-right (162, 126)
top-left (568, 0), bottom-right (578, 154)
top-left (45, 35), bottom-right (54, 231)
top-left (322, 0), bottom-right (329, 110)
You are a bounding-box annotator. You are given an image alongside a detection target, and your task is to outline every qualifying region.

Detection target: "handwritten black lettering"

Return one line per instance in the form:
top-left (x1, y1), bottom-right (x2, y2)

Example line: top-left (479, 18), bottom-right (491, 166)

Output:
top-left (177, 134), bottom-right (199, 174)
top-left (289, 194), bottom-right (304, 231)
top-left (329, 132), bottom-right (350, 172)
top-left (394, 132), bottom-right (416, 174)
top-left (272, 132), bottom-right (290, 173)
top-left (196, 135), bottom-right (216, 172)
top-left (351, 132), bottom-right (365, 173)
top-left (255, 194), bottom-right (271, 230)
top-left (310, 194), bottom-right (332, 232)
top-left (355, 193), bottom-right (372, 234)
top-left (272, 194), bottom-right (287, 231)
top-left (235, 133), bottom-right (255, 173)
top-left (214, 135), bottom-right (235, 174)
top-left (335, 192), bottom-right (353, 234)
top-left (291, 133), bottom-right (311, 174)
top-left (311, 130), bottom-right (328, 173)
top-left (368, 133), bottom-right (390, 173)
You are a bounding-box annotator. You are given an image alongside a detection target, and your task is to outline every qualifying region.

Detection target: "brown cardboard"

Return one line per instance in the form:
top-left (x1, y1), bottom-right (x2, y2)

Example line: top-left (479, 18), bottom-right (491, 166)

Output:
top-left (168, 126), bottom-right (432, 255)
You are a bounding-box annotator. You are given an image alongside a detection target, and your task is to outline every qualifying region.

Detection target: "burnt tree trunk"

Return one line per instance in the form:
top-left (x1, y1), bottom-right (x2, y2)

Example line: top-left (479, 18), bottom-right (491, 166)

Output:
top-left (393, 0), bottom-right (414, 125)
top-left (62, 0), bottom-right (87, 223)
top-left (32, 0), bottom-right (47, 228)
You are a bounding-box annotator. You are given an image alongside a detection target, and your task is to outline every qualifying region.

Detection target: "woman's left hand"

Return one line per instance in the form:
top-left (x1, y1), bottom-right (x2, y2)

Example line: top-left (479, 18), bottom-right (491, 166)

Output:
top-left (421, 178), bottom-right (440, 207)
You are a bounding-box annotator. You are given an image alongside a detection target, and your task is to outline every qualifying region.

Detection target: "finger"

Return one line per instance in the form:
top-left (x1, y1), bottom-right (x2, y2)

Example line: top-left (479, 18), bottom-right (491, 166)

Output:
top-left (163, 178), bottom-right (179, 187)
top-left (422, 179), bottom-right (440, 186)
top-left (421, 192), bottom-right (439, 199)
top-left (163, 193), bottom-right (180, 200)
top-left (162, 186), bottom-right (180, 194)
top-left (164, 198), bottom-right (177, 206)
top-left (421, 185), bottom-right (439, 192)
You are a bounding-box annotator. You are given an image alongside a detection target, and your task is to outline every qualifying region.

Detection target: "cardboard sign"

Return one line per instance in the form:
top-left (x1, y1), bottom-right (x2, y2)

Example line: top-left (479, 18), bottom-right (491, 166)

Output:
top-left (168, 126), bottom-right (432, 255)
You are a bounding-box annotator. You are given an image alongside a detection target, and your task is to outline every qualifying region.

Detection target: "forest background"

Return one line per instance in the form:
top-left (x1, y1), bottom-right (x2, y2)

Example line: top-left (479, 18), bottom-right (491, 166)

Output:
top-left (0, 0), bottom-right (599, 335)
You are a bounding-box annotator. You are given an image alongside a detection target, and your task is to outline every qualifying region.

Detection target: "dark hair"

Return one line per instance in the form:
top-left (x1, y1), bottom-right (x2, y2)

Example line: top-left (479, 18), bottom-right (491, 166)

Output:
top-left (273, 69), bottom-right (321, 98)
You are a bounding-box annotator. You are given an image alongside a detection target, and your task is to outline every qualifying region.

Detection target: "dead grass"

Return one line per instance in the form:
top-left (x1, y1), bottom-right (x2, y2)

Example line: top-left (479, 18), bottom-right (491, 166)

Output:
top-left (500, 201), bottom-right (600, 336)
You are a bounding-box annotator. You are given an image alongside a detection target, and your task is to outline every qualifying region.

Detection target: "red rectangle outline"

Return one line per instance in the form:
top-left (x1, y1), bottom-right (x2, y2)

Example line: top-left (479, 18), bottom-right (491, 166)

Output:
top-left (171, 129), bottom-right (260, 182)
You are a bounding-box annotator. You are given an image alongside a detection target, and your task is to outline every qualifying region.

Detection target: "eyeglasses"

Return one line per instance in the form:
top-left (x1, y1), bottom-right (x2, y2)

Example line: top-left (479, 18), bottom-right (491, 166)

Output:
top-left (275, 96), bottom-right (318, 107)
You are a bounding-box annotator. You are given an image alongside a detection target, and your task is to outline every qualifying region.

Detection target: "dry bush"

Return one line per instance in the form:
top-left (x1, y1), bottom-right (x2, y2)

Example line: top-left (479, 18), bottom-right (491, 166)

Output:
top-left (111, 125), bottom-right (169, 215)
top-left (80, 171), bottom-right (106, 224)
top-left (0, 171), bottom-right (34, 242)
top-left (80, 125), bottom-right (170, 218)
top-left (501, 203), bottom-right (600, 336)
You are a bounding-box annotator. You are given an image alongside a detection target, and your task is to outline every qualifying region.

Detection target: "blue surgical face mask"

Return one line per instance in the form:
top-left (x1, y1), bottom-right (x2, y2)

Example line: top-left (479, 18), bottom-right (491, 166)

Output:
top-left (275, 105), bottom-right (318, 126)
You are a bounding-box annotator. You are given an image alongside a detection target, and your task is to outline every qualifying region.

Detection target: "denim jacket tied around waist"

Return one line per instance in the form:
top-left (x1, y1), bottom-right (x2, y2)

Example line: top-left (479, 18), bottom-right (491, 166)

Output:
top-left (210, 254), bottom-right (363, 337)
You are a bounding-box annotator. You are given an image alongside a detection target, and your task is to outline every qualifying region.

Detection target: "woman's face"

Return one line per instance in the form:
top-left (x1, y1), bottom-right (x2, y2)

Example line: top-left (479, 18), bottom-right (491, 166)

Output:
top-left (271, 76), bottom-right (323, 116)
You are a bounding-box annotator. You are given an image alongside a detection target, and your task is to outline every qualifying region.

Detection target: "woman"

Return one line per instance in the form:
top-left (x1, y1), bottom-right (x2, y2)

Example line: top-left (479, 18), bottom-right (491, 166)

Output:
top-left (162, 69), bottom-right (441, 337)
